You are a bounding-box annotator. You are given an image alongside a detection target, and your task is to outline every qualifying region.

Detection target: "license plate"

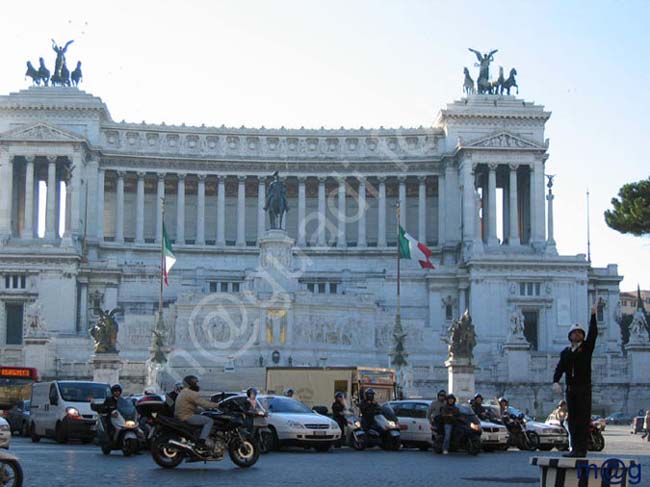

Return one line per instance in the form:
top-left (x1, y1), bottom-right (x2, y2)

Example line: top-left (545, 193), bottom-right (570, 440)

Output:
top-left (400, 424), bottom-right (408, 431)
top-left (312, 431), bottom-right (327, 436)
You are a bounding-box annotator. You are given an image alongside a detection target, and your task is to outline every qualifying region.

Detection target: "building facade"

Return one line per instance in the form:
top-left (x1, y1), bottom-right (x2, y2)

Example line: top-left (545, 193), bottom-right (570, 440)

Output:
top-left (0, 86), bottom-right (647, 415)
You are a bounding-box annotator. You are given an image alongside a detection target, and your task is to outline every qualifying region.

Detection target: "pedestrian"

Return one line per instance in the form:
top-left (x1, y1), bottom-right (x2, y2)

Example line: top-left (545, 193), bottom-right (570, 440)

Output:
top-left (553, 300), bottom-right (600, 458)
top-left (427, 389), bottom-right (447, 435)
top-left (440, 394), bottom-right (461, 455)
top-left (642, 410), bottom-right (650, 441)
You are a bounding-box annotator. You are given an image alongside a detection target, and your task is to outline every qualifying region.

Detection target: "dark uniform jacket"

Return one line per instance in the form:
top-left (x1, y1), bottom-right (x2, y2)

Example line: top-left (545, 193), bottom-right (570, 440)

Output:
top-left (553, 314), bottom-right (598, 387)
top-left (440, 404), bottom-right (461, 424)
top-left (470, 401), bottom-right (489, 421)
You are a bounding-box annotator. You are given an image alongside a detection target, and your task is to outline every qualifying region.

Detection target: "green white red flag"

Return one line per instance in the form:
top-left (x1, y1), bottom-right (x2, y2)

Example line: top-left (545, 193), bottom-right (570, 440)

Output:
top-left (398, 226), bottom-right (434, 269)
top-left (162, 224), bottom-right (176, 285)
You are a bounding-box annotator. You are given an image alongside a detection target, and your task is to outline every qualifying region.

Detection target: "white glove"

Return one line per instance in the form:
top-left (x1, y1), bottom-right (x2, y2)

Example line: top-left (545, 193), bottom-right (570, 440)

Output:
top-left (552, 382), bottom-right (562, 395)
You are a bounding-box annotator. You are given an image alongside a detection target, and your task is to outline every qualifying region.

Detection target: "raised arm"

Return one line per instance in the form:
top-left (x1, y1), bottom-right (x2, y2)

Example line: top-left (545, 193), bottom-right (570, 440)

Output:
top-left (584, 303), bottom-right (599, 353)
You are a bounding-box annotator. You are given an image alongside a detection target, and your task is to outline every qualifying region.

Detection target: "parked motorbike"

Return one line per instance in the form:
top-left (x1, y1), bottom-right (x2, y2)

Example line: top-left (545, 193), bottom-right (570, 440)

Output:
top-left (587, 419), bottom-right (605, 451)
top-left (150, 408), bottom-right (259, 469)
top-left (91, 397), bottom-right (146, 456)
top-left (432, 418), bottom-right (482, 455)
top-left (504, 414), bottom-right (539, 451)
top-left (0, 450), bottom-right (22, 487)
top-left (358, 404), bottom-right (400, 451)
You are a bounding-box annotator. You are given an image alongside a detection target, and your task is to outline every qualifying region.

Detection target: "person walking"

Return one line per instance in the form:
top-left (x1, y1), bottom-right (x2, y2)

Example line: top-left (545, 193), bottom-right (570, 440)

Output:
top-left (641, 410), bottom-right (650, 441)
top-left (553, 301), bottom-right (600, 457)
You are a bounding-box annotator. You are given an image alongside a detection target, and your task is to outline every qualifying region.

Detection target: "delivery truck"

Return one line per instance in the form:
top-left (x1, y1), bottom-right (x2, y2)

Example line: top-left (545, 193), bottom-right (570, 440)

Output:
top-left (265, 366), bottom-right (396, 411)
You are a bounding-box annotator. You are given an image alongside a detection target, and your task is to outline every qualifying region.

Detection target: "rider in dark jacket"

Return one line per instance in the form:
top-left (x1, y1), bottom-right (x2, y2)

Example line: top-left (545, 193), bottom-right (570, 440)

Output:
top-left (359, 389), bottom-right (380, 431)
top-left (470, 393), bottom-right (489, 421)
top-left (331, 392), bottom-right (348, 434)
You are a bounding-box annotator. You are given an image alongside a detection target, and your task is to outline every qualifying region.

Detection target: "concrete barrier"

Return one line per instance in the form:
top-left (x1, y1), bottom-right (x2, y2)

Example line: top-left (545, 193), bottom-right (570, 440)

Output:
top-left (530, 456), bottom-right (641, 486)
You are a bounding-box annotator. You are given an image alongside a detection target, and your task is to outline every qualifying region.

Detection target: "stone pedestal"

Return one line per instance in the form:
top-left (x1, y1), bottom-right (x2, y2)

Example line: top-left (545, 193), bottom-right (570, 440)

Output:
top-left (257, 229), bottom-right (296, 294)
top-left (90, 353), bottom-right (123, 385)
top-left (23, 336), bottom-right (52, 376)
top-left (625, 342), bottom-right (650, 383)
top-left (444, 356), bottom-right (475, 403)
top-left (503, 339), bottom-right (531, 382)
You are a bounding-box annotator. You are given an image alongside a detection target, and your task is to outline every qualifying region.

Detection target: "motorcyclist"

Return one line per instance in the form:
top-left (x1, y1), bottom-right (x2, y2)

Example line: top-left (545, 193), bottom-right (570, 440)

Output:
top-left (498, 396), bottom-right (512, 425)
top-left (284, 388), bottom-right (294, 398)
top-left (163, 382), bottom-right (182, 417)
top-left (359, 388), bottom-right (380, 431)
top-left (470, 393), bottom-right (489, 421)
top-left (243, 387), bottom-right (262, 435)
top-left (174, 375), bottom-right (220, 448)
top-left (331, 391), bottom-right (348, 434)
top-left (427, 389), bottom-right (447, 433)
top-left (102, 384), bottom-right (123, 436)
top-left (440, 394), bottom-right (461, 455)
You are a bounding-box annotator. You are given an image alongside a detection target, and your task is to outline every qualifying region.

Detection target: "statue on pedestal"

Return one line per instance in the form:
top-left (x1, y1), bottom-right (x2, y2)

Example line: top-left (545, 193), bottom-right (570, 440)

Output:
top-left (264, 172), bottom-right (289, 230)
top-left (24, 302), bottom-right (47, 338)
top-left (447, 310), bottom-right (477, 361)
top-left (90, 308), bottom-right (120, 353)
top-left (508, 306), bottom-right (527, 342)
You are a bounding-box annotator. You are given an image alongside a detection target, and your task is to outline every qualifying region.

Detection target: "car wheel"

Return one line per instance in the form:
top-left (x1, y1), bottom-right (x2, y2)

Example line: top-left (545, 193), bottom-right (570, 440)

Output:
top-left (30, 423), bottom-right (41, 443)
top-left (55, 422), bottom-right (68, 444)
top-left (538, 445), bottom-right (554, 451)
top-left (525, 431), bottom-right (540, 451)
top-left (268, 426), bottom-right (281, 451)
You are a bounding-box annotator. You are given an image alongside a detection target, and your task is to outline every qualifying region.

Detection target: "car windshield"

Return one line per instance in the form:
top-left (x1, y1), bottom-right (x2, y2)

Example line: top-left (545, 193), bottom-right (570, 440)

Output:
top-left (58, 382), bottom-right (111, 402)
top-left (262, 396), bottom-right (313, 414)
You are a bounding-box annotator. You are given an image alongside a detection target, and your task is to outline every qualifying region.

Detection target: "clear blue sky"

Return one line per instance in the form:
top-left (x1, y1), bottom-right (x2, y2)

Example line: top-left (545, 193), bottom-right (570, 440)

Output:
top-left (2, 0), bottom-right (648, 290)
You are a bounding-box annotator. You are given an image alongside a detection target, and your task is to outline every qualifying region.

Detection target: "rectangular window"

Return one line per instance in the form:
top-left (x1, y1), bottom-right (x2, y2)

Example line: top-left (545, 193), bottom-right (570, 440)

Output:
top-left (535, 283), bottom-right (541, 296)
top-left (329, 283), bottom-right (337, 294)
top-left (307, 283), bottom-right (315, 293)
top-left (597, 304), bottom-right (604, 322)
top-left (209, 282), bottom-right (217, 293)
top-left (520, 283), bottom-right (526, 296)
top-left (527, 283), bottom-right (534, 296)
top-left (523, 310), bottom-right (539, 351)
top-left (445, 304), bottom-right (453, 321)
top-left (12, 276), bottom-right (18, 289)
top-left (5, 303), bottom-right (24, 345)
top-left (232, 282), bottom-right (240, 293)
top-left (4, 276), bottom-right (8, 289)
top-left (318, 283), bottom-right (326, 294)
top-left (220, 282), bottom-right (228, 293)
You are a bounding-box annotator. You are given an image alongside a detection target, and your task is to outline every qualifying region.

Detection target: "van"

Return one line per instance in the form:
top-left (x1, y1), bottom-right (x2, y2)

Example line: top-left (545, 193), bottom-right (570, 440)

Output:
top-left (29, 381), bottom-right (111, 443)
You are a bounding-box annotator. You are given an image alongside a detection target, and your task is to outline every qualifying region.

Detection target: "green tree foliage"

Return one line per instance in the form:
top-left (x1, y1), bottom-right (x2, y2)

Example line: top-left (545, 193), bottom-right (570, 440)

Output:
top-left (604, 177), bottom-right (650, 236)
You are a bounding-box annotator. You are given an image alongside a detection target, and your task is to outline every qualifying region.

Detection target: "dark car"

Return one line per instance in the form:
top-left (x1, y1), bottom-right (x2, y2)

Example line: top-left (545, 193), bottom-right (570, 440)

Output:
top-left (605, 412), bottom-right (633, 425)
top-left (6, 400), bottom-right (30, 436)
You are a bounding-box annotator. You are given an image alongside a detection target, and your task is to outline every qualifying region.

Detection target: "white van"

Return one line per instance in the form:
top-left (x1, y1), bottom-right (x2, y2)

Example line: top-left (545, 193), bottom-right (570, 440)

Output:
top-left (29, 381), bottom-right (111, 443)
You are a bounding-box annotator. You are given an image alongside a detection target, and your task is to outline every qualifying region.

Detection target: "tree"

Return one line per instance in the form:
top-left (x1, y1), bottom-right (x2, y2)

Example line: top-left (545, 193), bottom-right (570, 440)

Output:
top-left (604, 177), bottom-right (650, 236)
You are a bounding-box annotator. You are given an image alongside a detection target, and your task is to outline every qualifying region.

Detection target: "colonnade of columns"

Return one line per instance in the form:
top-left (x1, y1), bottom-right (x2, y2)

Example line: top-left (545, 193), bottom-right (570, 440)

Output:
top-left (96, 171), bottom-right (445, 248)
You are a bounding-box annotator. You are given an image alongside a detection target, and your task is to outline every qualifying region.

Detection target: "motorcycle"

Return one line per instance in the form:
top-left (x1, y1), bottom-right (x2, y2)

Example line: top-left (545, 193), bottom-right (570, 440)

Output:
top-left (91, 397), bottom-right (146, 456)
top-left (432, 416), bottom-right (482, 455)
top-left (504, 414), bottom-right (539, 451)
top-left (0, 450), bottom-right (22, 487)
top-left (588, 419), bottom-right (605, 451)
top-left (150, 407), bottom-right (259, 469)
top-left (358, 404), bottom-right (401, 451)
top-left (342, 409), bottom-right (366, 450)
top-left (135, 394), bottom-right (167, 448)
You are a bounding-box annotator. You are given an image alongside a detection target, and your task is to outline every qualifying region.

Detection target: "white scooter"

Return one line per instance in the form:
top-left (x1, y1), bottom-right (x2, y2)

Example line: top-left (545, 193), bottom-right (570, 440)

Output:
top-left (92, 398), bottom-right (145, 456)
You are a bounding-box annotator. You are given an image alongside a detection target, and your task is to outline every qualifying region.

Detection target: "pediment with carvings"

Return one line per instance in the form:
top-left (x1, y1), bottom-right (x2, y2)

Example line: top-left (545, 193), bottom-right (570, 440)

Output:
top-left (461, 131), bottom-right (546, 150)
top-left (0, 122), bottom-right (86, 143)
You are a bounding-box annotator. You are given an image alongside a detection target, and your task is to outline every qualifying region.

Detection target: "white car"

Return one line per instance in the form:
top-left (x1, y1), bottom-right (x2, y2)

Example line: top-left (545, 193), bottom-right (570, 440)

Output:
top-left (258, 395), bottom-right (340, 451)
top-left (388, 399), bottom-right (509, 451)
top-left (0, 418), bottom-right (11, 448)
top-left (486, 405), bottom-right (568, 451)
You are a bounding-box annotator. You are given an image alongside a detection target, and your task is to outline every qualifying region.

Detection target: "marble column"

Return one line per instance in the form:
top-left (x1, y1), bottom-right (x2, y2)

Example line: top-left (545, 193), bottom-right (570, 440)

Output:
top-left (216, 175), bottom-right (225, 247)
top-left (135, 172), bottom-right (145, 243)
top-left (508, 164), bottom-right (520, 246)
top-left (22, 156), bottom-right (35, 240)
top-left (0, 151), bottom-right (12, 239)
top-left (79, 282), bottom-right (88, 332)
top-left (377, 177), bottom-right (387, 247)
top-left (45, 156), bottom-right (58, 240)
top-left (437, 174), bottom-right (446, 246)
top-left (257, 176), bottom-right (265, 242)
top-left (85, 158), bottom-right (99, 241)
top-left (176, 173), bottom-right (185, 244)
top-left (461, 162), bottom-right (475, 242)
top-left (96, 168), bottom-right (105, 241)
top-left (115, 170), bottom-right (125, 243)
top-left (357, 177), bottom-right (367, 248)
top-left (236, 176), bottom-right (246, 247)
top-left (69, 152), bottom-right (82, 238)
top-left (337, 177), bottom-right (346, 248)
top-left (398, 176), bottom-right (406, 227)
top-left (418, 176), bottom-right (426, 242)
top-left (196, 174), bottom-right (206, 245)
top-left (155, 173), bottom-right (165, 243)
top-left (546, 179), bottom-right (557, 252)
top-left (297, 176), bottom-right (306, 246)
top-left (317, 176), bottom-right (326, 246)
top-left (487, 163), bottom-right (498, 246)
top-left (533, 162), bottom-right (546, 244)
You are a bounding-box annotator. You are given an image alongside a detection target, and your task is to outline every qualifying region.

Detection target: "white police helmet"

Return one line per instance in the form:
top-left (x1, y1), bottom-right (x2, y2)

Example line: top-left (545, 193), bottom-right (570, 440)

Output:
top-left (567, 323), bottom-right (586, 340)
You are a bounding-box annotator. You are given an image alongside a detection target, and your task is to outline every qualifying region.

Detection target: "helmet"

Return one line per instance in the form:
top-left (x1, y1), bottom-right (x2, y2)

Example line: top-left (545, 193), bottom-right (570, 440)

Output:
top-left (246, 387), bottom-right (258, 398)
top-left (143, 387), bottom-right (155, 395)
top-left (567, 323), bottom-right (586, 340)
top-left (446, 394), bottom-right (457, 403)
top-left (365, 388), bottom-right (376, 399)
top-left (474, 393), bottom-right (483, 400)
top-left (183, 375), bottom-right (200, 391)
top-left (111, 384), bottom-right (123, 393)
top-left (284, 388), bottom-right (294, 396)
top-left (437, 389), bottom-right (446, 398)
top-left (498, 396), bottom-right (508, 405)
top-left (174, 382), bottom-right (183, 392)
top-left (335, 391), bottom-right (345, 399)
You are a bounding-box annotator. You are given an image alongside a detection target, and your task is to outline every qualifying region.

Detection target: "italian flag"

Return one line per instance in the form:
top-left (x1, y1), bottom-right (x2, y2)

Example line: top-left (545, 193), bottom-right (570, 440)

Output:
top-left (162, 224), bottom-right (176, 285)
top-left (399, 226), bottom-right (435, 269)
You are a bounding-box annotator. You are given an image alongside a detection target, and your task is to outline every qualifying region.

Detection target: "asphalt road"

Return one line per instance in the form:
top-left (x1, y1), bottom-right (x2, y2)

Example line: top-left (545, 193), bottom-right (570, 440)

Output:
top-left (9, 426), bottom-right (649, 487)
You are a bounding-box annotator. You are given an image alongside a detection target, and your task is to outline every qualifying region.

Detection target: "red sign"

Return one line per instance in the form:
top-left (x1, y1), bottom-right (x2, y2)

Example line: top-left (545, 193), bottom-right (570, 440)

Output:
top-left (0, 367), bottom-right (36, 379)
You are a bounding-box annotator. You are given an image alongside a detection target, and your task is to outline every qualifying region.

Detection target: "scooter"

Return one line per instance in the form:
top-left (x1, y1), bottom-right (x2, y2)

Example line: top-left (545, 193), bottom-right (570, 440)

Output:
top-left (504, 414), bottom-right (539, 451)
top-left (92, 398), bottom-right (146, 456)
top-left (342, 410), bottom-right (366, 450)
top-left (359, 404), bottom-right (401, 451)
top-left (432, 419), bottom-right (482, 456)
top-left (0, 450), bottom-right (22, 487)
